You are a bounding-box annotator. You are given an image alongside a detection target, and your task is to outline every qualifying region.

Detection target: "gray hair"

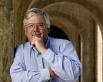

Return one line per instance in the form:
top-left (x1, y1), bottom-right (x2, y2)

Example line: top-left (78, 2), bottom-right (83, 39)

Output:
top-left (23, 8), bottom-right (50, 28)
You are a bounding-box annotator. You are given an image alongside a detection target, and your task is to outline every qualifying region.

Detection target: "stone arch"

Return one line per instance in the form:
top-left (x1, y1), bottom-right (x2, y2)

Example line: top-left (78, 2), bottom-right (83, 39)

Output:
top-left (27, 0), bottom-right (103, 32)
top-left (27, 2), bottom-right (99, 82)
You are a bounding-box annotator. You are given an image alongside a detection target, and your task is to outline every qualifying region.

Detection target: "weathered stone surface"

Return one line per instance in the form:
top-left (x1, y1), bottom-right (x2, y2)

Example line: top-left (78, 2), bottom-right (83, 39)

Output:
top-left (0, 0), bottom-right (13, 82)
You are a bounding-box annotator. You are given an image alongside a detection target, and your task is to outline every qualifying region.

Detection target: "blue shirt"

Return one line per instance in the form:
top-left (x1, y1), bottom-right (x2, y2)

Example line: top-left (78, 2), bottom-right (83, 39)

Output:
top-left (10, 37), bottom-right (81, 82)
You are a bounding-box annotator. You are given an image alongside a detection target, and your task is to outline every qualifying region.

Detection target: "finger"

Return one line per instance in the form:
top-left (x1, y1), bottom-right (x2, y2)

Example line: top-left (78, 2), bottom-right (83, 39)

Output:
top-left (31, 37), bottom-right (36, 46)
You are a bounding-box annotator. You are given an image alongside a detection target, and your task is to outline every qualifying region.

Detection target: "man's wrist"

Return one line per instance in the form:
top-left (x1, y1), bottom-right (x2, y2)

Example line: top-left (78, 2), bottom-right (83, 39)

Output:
top-left (40, 47), bottom-right (48, 54)
top-left (49, 67), bottom-right (56, 79)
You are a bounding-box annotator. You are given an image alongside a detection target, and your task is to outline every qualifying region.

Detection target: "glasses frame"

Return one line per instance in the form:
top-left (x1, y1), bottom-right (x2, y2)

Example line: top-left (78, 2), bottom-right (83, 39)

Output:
top-left (24, 23), bottom-right (48, 30)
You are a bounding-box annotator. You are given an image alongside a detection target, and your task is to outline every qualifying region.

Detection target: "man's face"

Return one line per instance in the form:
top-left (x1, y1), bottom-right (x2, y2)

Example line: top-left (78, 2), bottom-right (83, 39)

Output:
top-left (24, 15), bottom-right (49, 42)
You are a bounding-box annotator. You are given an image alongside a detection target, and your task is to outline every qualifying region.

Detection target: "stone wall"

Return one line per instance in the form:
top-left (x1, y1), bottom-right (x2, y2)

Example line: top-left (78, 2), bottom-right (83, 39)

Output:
top-left (0, 0), bottom-right (13, 82)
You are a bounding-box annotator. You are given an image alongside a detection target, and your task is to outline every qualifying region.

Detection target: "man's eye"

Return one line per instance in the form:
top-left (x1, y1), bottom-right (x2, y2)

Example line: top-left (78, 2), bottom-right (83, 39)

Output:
top-left (39, 24), bottom-right (44, 27)
top-left (29, 24), bottom-right (33, 27)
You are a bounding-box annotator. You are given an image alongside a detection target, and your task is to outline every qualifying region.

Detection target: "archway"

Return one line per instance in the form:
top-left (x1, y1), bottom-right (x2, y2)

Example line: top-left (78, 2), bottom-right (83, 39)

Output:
top-left (49, 25), bottom-right (69, 40)
top-left (13, 1), bottom-right (103, 82)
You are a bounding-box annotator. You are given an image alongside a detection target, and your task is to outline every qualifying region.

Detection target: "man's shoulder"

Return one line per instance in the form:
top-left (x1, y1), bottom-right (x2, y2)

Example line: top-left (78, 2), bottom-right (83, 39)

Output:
top-left (48, 37), bottom-right (73, 52)
top-left (16, 42), bottom-right (30, 49)
top-left (49, 36), bottom-right (71, 44)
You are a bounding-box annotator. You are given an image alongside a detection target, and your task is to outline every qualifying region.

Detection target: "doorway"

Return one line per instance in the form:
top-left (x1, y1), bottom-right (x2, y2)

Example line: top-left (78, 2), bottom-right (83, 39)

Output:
top-left (49, 25), bottom-right (69, 40)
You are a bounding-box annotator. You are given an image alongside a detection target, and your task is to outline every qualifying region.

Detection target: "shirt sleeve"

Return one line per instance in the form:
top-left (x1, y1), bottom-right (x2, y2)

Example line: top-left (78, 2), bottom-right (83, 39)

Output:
top-left (42, 41), bottom-right (82, 81)
top-left (10, 45), bottom-right (50, 82)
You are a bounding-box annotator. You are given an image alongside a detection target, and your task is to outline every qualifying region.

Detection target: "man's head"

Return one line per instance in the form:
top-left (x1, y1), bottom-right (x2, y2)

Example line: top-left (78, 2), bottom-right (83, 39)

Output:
top-left (23, 8), bottom-right (50, 42)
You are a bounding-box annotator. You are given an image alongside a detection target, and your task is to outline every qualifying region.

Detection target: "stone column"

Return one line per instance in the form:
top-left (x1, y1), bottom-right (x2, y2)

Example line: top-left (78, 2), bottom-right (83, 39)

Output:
top-left (0, 0), bottom-right (13, 82)
top-left (81, 19), bottom-right (96, 82)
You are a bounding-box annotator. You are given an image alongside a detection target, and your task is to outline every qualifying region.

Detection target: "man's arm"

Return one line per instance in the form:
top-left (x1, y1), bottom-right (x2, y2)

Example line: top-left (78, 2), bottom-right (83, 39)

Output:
top-left (31, 36), bottom-right (57, 79)
top-left (42, 41), bottom-right (82, 81)
top-left (10, 45), bottom-right (50, 82)
top-left (30, 36), bottom-right (81, 81)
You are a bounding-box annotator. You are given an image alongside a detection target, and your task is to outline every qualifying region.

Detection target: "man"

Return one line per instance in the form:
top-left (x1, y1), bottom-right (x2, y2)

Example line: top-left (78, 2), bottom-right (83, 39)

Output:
top-left (10, 8), bottom-right (81, 82)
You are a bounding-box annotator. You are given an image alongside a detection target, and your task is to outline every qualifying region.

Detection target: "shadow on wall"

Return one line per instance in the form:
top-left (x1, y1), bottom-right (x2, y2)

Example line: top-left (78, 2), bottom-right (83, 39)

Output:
top-left (49, 25), bottom-right (69, 40)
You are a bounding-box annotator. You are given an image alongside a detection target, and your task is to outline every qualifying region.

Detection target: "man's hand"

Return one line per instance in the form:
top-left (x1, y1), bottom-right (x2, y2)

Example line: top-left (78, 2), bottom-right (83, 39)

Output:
top-left (49, 67), bottom-right (56, 79)
top-left (31, 35), bottom-right (47, 54)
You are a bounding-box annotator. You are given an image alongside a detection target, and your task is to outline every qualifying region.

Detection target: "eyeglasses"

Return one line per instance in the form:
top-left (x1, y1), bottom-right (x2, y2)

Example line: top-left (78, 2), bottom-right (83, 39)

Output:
top-left (24, 23), bottom-right (48, 30)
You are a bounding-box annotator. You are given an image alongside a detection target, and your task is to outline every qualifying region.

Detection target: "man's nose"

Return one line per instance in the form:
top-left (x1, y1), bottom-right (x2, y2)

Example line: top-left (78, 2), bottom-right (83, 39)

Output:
top-left (33, 25), bottom-right (39, 31)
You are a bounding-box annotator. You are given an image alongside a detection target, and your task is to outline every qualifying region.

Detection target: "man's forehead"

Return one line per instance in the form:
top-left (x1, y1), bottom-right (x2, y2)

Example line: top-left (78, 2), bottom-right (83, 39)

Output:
top-left (27, 16), bottom-right (45, 22)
